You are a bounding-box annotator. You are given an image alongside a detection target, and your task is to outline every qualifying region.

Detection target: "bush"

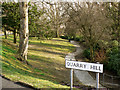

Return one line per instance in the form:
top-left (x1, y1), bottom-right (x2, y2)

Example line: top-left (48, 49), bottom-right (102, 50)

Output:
top-left (74, 37), bottom-right (80, 41)
top-left (83, 48), bottom-right (91, 59)
top-left (83, 44), bottom-right (101, 61)
top-left (98, 40), bottom-right (109, 49)
top-left (60, 35), bottom-right (68, 39)
top-left (95, 49), bottom-right (107, 63)
top-left (74, 36), bottom-right (84, 42)
top-left (111, 40), bottom-right (118, 47)
top-left (106, 47), bottom-right (120, 76)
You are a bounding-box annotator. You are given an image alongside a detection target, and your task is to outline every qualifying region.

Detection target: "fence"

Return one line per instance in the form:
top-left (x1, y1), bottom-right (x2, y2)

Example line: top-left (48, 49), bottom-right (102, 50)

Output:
top-left (100, 73), bottom-right (120, 88)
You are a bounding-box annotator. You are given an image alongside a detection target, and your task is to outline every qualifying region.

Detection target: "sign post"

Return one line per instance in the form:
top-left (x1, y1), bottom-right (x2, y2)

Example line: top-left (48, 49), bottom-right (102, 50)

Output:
top-left (65, 60), bottom-right (103, 89)
top-left (96, 62), bottom-right (100, 90)
top-left (70, 68), bottom-right (73, 90)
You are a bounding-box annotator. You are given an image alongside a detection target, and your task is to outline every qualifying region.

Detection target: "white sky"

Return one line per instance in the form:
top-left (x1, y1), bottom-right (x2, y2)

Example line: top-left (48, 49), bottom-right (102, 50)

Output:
top-left (31, 0), bottom-right (120, 2)
top-left (3, 0), bottom-right (120, 2)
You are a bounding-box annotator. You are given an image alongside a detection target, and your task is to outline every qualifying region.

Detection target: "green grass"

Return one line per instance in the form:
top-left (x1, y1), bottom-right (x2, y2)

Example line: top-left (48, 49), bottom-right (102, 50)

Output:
top-left (1, 35), bottom-right (79, 89)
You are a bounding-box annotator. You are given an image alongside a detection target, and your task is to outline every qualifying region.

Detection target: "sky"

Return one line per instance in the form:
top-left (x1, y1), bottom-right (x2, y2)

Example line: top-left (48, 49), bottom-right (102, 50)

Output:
top-left (3, 0), bottom-right (120, 2)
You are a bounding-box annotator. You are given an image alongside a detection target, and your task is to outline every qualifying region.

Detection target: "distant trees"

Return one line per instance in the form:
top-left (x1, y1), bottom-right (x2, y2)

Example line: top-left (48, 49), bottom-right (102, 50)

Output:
top-left (2, 2), bottom-right (20, 43)
top-left (28, 1), bottom-right (63, 39)
top-left (28, 2), bottom-right (45, 39)
top-left (47, 2), bottom-right (63, 38)
top-left (2, 1), bottom-right (66, 40)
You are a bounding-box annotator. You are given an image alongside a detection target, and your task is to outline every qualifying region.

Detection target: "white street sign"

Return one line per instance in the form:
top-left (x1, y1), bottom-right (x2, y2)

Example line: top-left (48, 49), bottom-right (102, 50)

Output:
top-left (65, 60), bottom-right (103, 73)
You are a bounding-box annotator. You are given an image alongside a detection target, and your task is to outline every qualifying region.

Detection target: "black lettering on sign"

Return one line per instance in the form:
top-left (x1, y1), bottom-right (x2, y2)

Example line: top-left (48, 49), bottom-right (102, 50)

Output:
top-left (77, 63), bottom-right (79, 67)
top-left (80, 64), bottom-right (83, 68)
top-left (99, 66), bottom-right (101, 71)
top-left (71, 62), bottom-right (74, 66)
top-left (90, 65), bottom-right (101, 71)
top-left (96, 66), bottom-right (99, 70)
top-left (90, 65), bottom-right (96, 70)
top-left (73, 63), bottom-right (77, 67)
top-left (84, 64), bottom-right (86, 69)
top-left (67, 62), bottom-right (70, 66)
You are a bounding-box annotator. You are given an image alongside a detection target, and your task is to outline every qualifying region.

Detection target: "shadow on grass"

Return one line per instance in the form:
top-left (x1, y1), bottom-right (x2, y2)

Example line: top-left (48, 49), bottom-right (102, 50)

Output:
top-left (29, 48), bottom-right (65, 57)
top-left (2, 60), bottom-right (60, 85)
top-left (2, 38), bottom-right (72, 88)
top-left (52, 39), bottom-right (69, 42)
top-left (28, 54), bottom-right (64, 67)
top-left (29, 42), bottom-right (75, 52)
top-left (27, 53), bottom-right (70, 82)
top-left (2, 57), bottom-right (70, 88)
top-left (28, 54), bottom-right (54, 64)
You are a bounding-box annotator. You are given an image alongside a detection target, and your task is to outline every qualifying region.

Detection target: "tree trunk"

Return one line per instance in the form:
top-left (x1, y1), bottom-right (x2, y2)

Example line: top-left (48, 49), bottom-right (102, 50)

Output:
top-left (13, 29), bottom-right (16, 43)
top-left (90, 45), bottom-right (94, 62)
top-left (4, 29), bottom-right (7, 39)
top-left (18, 1), bottom-right (29, 63)
top-left (56, 29), bottom-right (59, 38)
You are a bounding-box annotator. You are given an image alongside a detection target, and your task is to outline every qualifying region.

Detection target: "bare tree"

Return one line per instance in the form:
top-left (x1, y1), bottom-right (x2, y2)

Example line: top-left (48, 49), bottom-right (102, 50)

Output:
top-left (63, 2), bottom-right (112, 61)
top-left (44, 1), bottom-right (64, 38)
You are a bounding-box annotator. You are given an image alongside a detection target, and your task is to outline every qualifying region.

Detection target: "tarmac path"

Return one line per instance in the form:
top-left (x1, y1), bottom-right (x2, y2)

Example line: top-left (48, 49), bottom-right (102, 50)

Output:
top-left (1, 76), bottom-right (33, 89)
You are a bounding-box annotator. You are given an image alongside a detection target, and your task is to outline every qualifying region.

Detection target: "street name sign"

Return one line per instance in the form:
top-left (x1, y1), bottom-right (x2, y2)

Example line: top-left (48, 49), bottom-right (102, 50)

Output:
top-left (65, 60), bottom-right (103, 73)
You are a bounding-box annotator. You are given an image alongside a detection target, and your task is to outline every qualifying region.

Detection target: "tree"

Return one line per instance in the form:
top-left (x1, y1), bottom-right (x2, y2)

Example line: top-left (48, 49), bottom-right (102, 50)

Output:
top-left (45, 1), bottom-right (64, 38)
top-left (109, 2), bottom-right (120, 50)
top-left (18, 1), bottom-right (29, 63)
top-left (29, 2), bottom-right (43, 38)
top-left (63, 2), bottom-right (112, 61)
top-left (2, 2), bottom-right (20, 43)
top-left (28, 1), bottom-right (55, 40)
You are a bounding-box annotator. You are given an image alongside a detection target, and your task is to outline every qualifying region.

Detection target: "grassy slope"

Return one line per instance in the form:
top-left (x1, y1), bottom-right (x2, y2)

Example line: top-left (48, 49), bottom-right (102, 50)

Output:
top-left (1, 35), bottom-right (79, 88)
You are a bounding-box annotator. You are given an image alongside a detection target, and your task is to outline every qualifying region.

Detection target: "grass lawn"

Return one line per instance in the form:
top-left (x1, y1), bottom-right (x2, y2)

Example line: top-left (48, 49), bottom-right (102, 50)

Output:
top-left (1, 35), bottom-right (80, 89)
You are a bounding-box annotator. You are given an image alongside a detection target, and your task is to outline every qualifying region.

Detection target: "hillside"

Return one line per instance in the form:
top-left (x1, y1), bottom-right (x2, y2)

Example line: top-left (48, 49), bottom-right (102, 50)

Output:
top-left (1, 35), bottom-right (80, 88)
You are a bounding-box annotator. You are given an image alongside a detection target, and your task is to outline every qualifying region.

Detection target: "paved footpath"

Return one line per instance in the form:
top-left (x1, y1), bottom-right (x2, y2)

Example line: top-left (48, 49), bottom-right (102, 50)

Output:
top-left (65, 40), bottom-right (104, 88)
top-left (1, 76), bottom-right (33, 89)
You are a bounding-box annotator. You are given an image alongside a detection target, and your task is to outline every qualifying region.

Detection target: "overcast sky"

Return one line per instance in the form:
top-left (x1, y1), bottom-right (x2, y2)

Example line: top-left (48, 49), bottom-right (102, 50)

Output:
top-left (2, 0), bottom-right (120, 2)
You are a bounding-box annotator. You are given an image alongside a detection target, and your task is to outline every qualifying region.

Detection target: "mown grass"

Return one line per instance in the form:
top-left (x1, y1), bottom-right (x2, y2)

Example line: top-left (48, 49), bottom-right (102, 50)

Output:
top-left (1, 35), bottom-right (80, 89)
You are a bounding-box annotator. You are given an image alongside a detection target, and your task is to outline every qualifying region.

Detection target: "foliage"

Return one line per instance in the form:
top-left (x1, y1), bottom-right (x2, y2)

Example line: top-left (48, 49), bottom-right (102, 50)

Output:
top-left (106, 47), bottom-right (120, 76)
top-left (63, 2), bottom-right (112, 61)
top-left (83, 48), bottom-right (91, 60)
top-left (94, 49), bottom-right (107, 63)
top-left (2, 2), bottom-right (56, 40)
top-left (28, 2), bottom-right (43, 37)
top-left (2, 2), bottom-right (20, 31)
top-left (106, 3), bottom-right (120, 43)
top-left (60, 35), bottom-right (68, 39)
top-left (28, 2), bottom-right (57, 40)
top-left (74, 36), bottom-right (84, 42)
top-left (2, 2), bottom-right (20, 43)
top-left (111, 40), bottom-right (119, 47)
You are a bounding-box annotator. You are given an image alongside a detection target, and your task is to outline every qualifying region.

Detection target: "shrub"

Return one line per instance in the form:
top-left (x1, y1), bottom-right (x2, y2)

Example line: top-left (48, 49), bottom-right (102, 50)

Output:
top-left (111, 40), bottom-right (118, 47)
top-left (83, 48), bottom-right (91, 59)
top-left (95, 49), bottom-right (107, 63)
top-left (74, 37), bottom-right (80, 41)
top-left (83, 42), bottom-right (101, 59)
top-left (74, 36), bottom-right (84, 42)
top-left (98, 40), bottom-right (109, 49)
top-left (106, 47), bottom-right (120, 76)
top-left (60, 35), bottom-right (68, 39)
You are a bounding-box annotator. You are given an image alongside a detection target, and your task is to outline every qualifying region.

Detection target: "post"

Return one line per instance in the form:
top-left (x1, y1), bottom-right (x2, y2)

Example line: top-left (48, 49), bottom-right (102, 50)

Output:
top-left (70, 68), bottom-right (73, 90)
top-left (96, 62), bottom-right (99, 90)
top-left (112, 76), bottom-right (113, 84)
top-left (103, 73), bottom-right (104, 84)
